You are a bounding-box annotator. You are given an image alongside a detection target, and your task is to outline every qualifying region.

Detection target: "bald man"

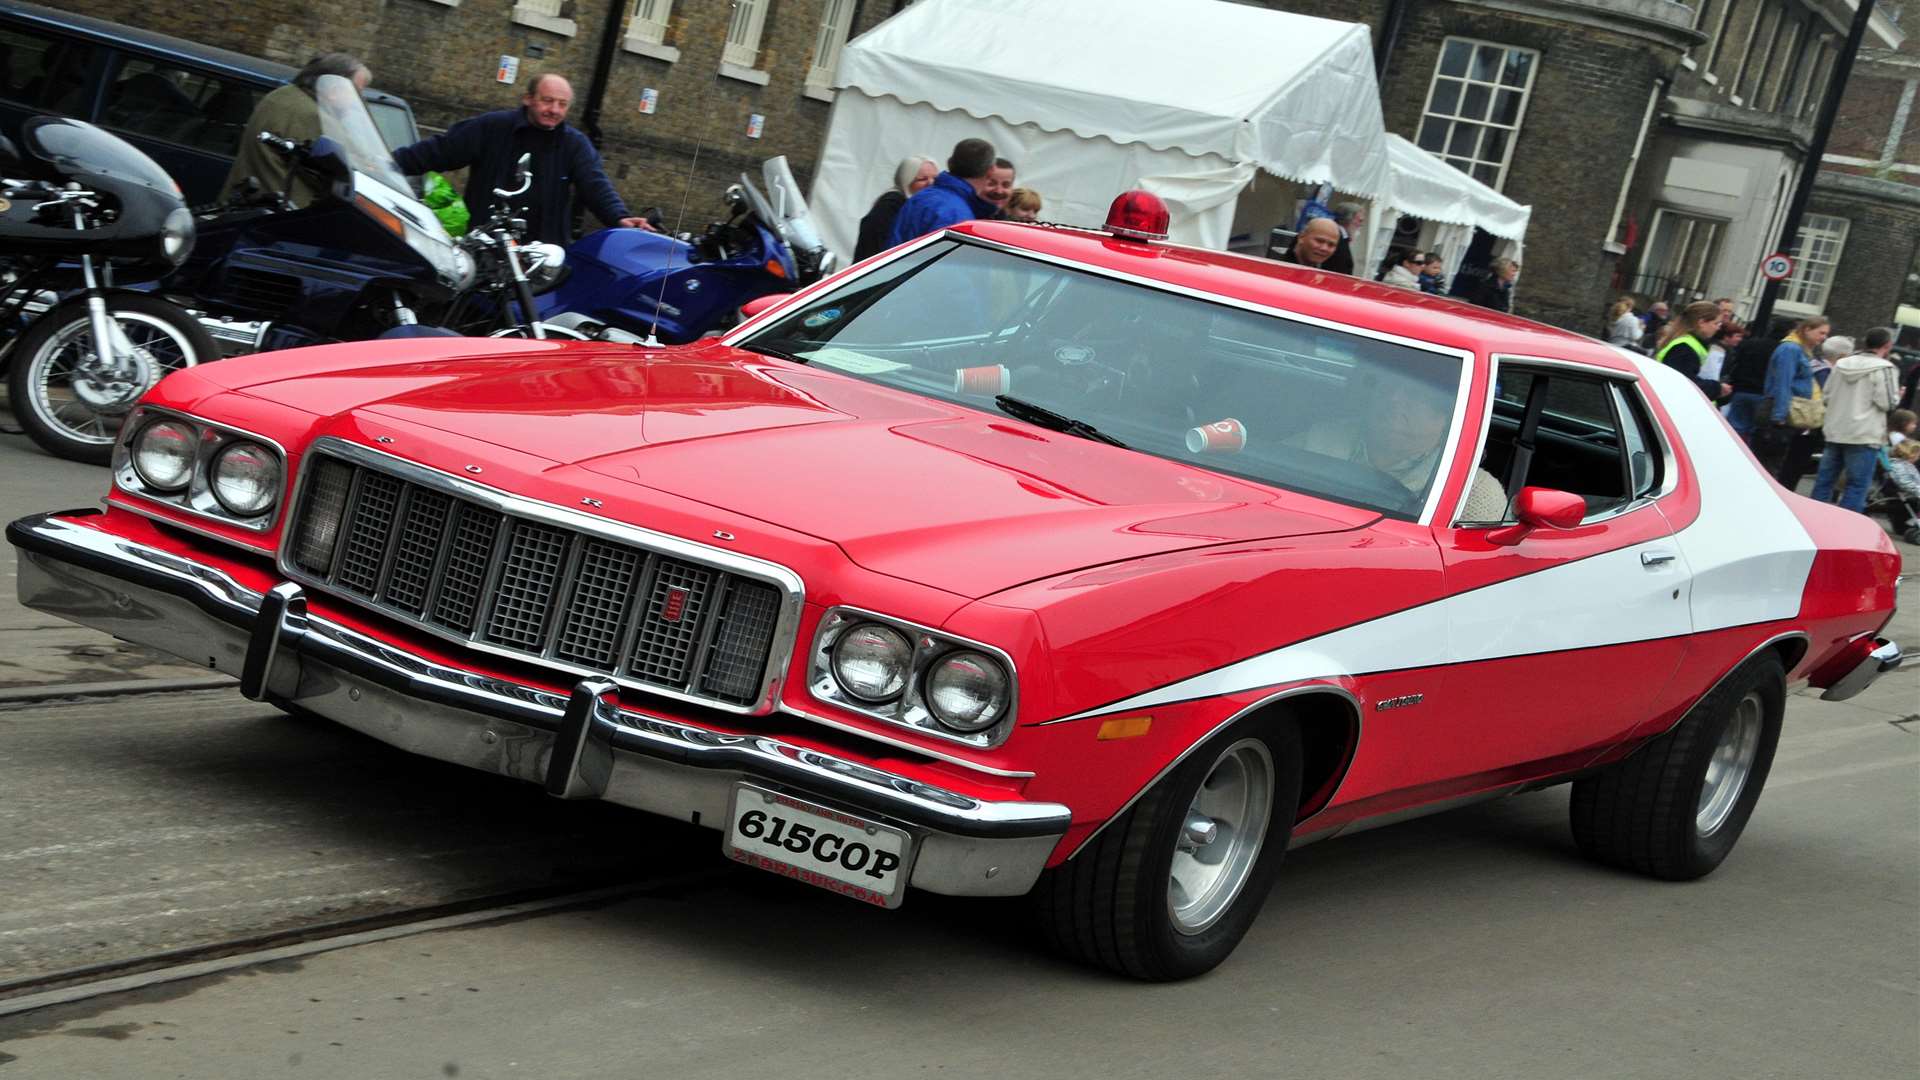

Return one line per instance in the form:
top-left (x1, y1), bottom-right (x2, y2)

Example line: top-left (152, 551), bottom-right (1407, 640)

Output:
top-left (1284, 218), bottom-right (1342, 271)
top-left (394, 72), bottom-right (652, 245)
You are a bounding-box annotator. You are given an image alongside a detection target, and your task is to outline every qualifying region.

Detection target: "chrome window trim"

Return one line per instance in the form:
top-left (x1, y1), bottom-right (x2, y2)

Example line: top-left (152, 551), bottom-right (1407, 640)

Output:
top-left (277, 437), bottom-right (807, 717)
top-left (807, 604), bottom-right (1021, 750)
top-left (1450, 354), bottom-right (1676, 527)
top-left (734, 231), bottom-right (1478, 526)
top-left (111, 405), bottom-right (290, 535)
top-left (1062, 683), bottom-right (1363, 861)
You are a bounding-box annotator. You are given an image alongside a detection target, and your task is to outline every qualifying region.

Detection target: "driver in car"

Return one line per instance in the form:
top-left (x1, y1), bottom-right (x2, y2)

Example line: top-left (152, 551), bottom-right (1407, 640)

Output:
top-left (1290, 377), bottom-right (1509, 518)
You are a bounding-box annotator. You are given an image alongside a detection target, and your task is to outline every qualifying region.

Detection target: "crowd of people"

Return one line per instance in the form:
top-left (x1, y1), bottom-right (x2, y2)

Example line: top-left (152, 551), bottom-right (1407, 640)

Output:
top-left (852, 138), bottom-right (1045, 261)
top-left (1609, 292), bottom-right (1920, 544)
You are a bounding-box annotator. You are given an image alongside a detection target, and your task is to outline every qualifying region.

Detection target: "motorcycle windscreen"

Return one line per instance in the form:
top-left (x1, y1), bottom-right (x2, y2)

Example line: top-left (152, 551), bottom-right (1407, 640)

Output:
top-left (313, 75), bottom-right (417, 203)
top-left (22, 117), bottom-right (180, 196)
top-left (760, 156), bottom-right (826, 258)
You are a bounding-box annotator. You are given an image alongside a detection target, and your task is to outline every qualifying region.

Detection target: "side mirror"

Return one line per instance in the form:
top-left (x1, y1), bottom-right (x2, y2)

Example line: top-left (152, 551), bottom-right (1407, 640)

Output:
top-left (739, 294), bottom-right (783, 320)
top-left (1485, 486), bottom-right (1587, 546)
top-left (0, 133), bottom-right (21, 172)
top-left (305, 136), bottom-right (353, 185)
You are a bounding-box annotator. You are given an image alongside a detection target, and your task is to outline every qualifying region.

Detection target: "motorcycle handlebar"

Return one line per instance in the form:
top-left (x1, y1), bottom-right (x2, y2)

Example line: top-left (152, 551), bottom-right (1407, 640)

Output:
top-left (257, 132), bottom-right (301, 156)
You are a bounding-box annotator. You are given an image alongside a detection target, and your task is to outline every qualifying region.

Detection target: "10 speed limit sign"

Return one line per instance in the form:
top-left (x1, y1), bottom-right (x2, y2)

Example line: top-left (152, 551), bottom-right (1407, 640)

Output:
top-left (1761, 252), bottom-right (1796, 281)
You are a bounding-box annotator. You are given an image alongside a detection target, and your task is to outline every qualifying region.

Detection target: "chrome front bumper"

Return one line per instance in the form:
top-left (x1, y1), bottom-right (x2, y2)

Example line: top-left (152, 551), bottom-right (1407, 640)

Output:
top-left (8, 512), bottom-right (1071, 898)
top-left (1819, 637), bottom-right (1903, 702)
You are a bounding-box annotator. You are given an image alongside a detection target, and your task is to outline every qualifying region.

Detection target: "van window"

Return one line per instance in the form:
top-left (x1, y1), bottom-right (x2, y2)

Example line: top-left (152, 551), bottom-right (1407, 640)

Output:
top-left (0, 25), bottom-right (97, 111)
top-left (99, 57), bottom-right (258, 155)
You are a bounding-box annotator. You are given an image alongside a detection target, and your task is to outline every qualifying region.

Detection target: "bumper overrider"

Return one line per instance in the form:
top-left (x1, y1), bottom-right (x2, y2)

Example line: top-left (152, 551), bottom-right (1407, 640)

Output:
top-left (9, 511), bottom-right (1071, 902)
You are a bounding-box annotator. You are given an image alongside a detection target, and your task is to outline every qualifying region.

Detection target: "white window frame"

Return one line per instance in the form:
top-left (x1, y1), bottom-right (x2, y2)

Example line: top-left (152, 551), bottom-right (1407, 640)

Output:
top-left (722, 0), bottom-right (771, 76)
top-left (511, 0), bottom-right (577, 38)
top-left (624, 0), bottom-right (680, 61)
top-left (1638, 208), bottom-right (1726, 304)
top-left (1778, 213), bottom-right (1849, 314)
top-left (804, 0), bottom-right (857, 101)
top-left (1413, 37), bottom-right (1540, 192)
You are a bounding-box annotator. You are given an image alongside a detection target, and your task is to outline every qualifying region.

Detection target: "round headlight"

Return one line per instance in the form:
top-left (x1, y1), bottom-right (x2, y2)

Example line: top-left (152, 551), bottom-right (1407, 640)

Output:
top-left (448, 246), bottom-right (477, 291)
top-left (131, 419), bottom-right (197, 492)
top-left (925, 651), bottom-right (1011, 733)
top-left (830, 623), bottom-right (913, 702)
top-left (159, 206), bottom-right (195, 264)
top-left (209, 440), bottom-right (280, 516)
top-left (521, 242), bottom-right (567, 292)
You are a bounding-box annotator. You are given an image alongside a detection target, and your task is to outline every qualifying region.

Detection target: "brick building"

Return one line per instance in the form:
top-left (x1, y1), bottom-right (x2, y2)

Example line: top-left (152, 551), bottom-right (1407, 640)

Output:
top-left (45, 0), bottom-right (1916, 336)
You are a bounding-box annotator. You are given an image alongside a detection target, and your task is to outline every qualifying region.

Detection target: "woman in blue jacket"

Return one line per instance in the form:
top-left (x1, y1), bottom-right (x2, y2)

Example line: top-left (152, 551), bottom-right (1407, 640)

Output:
top-left (1752, 315), bottom-right (1830, 480)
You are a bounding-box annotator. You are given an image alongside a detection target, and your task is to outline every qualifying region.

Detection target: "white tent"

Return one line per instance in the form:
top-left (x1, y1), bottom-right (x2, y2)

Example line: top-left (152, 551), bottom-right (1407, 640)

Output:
top-left (813, 0), bottom-right (1392, 258)
top-left (1358, 133), bottom-right (1531, 282)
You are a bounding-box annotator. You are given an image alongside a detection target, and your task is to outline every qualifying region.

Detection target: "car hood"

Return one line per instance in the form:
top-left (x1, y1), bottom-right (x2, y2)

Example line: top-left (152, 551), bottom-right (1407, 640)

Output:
top-left (237, 345), bottom-right (1378, 597)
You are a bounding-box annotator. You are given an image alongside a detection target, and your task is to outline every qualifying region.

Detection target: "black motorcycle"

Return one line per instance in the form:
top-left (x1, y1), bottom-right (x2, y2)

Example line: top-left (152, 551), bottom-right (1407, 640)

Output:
top-left (0, 117), bottom-right (215, 464)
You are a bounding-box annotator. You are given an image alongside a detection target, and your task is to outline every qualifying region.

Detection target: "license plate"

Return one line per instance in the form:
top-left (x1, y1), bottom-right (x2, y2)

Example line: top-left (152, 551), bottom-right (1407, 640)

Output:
top-left (724, 783), bottom-right (915, 909)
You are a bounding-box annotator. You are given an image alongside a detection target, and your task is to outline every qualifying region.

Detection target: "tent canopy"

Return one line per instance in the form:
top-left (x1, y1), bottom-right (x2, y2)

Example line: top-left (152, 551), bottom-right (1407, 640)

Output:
top-left (1381, 134), bottom-right (1530, 241)
top-left (834, 0), bottom-right (1392, 200)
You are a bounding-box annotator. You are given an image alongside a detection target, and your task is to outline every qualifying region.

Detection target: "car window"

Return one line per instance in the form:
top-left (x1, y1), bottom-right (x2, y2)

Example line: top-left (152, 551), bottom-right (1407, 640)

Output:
top-left (1476, 363), bottom-right (1655, 521)
top-left (0, 25), bottom-right (97, 111)
top-left (741, 239), bottom-right (1467, 520)
top-left (364, 98), bottom-right (415, 152)
top-left (99, 57), bottom-right (258, 155)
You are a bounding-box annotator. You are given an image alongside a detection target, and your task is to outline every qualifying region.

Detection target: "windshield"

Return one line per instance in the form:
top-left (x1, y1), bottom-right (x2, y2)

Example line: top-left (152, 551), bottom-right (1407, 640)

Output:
top-left (740, 241), bottom-right (1467, 520)
top-left (314, 74), bottom-right (412, 195)
top-left (24, 117), bottom-right (178, 195)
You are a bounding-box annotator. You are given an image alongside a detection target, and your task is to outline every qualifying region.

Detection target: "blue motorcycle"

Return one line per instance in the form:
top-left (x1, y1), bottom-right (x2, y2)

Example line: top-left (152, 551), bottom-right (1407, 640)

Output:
top-left (535, 157), bottom-right (834, 345)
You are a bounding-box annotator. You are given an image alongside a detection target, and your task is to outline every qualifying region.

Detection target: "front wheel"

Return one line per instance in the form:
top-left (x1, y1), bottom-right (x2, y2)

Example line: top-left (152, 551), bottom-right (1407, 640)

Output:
top-left (1032, 720), bottom-right (1303, 980)
top-left (7, 293), bottom-right (217, 465)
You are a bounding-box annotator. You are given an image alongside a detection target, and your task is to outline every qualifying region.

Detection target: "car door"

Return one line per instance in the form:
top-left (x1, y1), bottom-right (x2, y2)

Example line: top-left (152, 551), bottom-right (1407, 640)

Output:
top-left (1419, 358), bottom-right (1693, 790)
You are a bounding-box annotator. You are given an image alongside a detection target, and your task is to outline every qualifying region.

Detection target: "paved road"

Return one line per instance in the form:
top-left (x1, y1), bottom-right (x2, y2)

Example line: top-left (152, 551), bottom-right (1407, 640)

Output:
top-left (0, 415), bottom-right (1914, 1078)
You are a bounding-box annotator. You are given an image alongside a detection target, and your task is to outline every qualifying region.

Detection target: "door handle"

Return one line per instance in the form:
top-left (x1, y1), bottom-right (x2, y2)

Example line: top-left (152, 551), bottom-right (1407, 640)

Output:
top-left (1641, 550), bottom-right (1677, 567)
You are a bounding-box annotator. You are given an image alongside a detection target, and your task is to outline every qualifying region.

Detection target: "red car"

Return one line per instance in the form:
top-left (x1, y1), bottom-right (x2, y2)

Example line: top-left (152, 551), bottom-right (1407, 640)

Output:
top-left (10, 195), bottom-right (1902, 980)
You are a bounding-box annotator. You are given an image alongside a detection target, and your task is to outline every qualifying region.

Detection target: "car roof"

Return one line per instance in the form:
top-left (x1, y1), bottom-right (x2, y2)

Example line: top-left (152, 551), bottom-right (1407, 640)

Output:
top-left (950, 219), bottom-right (1635, 371)
top-left (1, 0), bottom-right (294, 84)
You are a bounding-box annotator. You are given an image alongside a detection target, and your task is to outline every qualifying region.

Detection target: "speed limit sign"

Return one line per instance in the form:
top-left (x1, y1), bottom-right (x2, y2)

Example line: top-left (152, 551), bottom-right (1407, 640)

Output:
top-left (1761, 252), bottom-right (1796, 281)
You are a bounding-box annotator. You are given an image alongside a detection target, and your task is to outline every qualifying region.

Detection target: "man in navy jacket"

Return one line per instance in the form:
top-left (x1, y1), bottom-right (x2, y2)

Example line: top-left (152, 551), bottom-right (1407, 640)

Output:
top-left (392, 74), bottom-right (650, 245)
top-left (889, 138), bottom-right (999, 246)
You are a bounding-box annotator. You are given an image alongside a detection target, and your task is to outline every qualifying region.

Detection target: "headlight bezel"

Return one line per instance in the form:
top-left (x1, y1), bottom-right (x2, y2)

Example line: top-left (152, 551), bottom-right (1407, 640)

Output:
top-left (809, 606), bottom-right (1018, 749)
top-left (208, 439), bottom-right (283, 517)
top-left (924, 650), bottom-right (1012, 732)
top-left (111, 406), bottom-right (287, 533)
top-left (829, 622), bottom-right (914, 703)
top-left (129, 418), bottom-right (198, 493)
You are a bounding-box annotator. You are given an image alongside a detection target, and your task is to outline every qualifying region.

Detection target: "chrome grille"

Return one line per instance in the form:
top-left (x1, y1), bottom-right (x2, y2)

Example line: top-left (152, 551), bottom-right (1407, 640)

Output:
top-left (288, 452), bottom-right (794, 711)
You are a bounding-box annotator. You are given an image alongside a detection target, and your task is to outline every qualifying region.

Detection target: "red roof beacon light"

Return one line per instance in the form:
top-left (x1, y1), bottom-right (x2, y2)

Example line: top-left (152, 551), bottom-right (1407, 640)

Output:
top-left (1104, 190), bottom-right (1170, 242)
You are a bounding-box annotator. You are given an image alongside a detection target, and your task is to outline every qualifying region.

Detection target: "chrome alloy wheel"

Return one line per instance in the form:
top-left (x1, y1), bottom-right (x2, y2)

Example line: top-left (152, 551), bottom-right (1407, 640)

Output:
top-left (1697, 690), bottom-right (1764, 838)
top-left (28, 312), bottom-right (190, 448)
top-left (1168, 737), bottom-right (1274, 935)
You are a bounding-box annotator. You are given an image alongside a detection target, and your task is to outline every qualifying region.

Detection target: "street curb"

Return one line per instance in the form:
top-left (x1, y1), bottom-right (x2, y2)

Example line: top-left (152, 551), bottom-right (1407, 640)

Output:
top-left (0, 674), bottom-right (237, 705)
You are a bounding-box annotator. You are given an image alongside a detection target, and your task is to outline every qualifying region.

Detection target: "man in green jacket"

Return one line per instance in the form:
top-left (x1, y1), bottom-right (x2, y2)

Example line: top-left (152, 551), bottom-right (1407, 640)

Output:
top-left (220, 53), bottom-right (370, 208)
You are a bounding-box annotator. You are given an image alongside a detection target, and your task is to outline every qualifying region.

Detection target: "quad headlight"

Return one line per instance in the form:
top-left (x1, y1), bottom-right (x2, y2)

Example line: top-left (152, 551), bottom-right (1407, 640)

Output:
top-left (810, 608), bottom-right (1017, 747)
top-left (210, 440), bottom-right (281, 516)
top-left (113, 408), bottom-right (285, 532)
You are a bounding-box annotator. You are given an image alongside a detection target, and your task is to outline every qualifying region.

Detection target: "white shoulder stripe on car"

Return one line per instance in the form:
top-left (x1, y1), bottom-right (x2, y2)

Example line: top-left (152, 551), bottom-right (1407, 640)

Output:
top-left (1045, 357), bottom-right (1817, 725)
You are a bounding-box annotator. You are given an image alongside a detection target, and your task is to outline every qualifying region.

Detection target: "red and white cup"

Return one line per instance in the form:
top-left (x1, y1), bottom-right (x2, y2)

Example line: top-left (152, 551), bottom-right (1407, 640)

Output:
top-left (1186, 417), bottom-right (1247, 453)
top-left (954, 364), bottom-right (1011, 395)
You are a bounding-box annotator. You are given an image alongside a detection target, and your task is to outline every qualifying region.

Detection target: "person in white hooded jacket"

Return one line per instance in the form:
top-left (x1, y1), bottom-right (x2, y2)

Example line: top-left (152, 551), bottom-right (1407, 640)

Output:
top-left (1812, 326), bottom-right (1902, 511)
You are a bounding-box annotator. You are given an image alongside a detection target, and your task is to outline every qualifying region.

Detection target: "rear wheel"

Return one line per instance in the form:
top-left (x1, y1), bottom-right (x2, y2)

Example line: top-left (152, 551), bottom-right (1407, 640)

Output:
top-left (7, 294), bottom-right (215, 464)
top-left (1032, 720), bottom-right (1302, 980)
top-left (1570, 652), bottom-right (1785, 880)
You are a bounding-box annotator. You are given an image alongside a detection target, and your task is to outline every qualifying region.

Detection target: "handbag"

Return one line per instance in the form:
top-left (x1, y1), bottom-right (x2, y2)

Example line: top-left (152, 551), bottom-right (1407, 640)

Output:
top-left (1787, 382), bottom-right (1825, 430)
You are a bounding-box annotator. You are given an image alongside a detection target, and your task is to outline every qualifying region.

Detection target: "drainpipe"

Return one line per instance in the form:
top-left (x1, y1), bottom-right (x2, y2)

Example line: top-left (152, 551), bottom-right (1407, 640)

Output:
top-left (1751, 0), bottom-right (1877, 333)
top-left (581, 0), bottom-right (628, 147)
top-left (1376, 0), bottom-right (1412, 84)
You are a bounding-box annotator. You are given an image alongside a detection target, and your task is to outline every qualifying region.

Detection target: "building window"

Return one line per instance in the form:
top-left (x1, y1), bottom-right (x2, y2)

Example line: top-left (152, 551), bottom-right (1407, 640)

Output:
top-left (1760, 17), bottom-right (1804, 112)
top-left (1704, 0), bottom-right (1742, 77)
top-left (1414, 38), bottom-right (1539, 190)
top-left (1780, 213), bottom-right (1849, 312)
top-left (630, 0), bottom-right (673, 45)
top-left (1735, 2), bottom-right (1783, 104)
top-left (1800, 39), bottom-right (1834, 118)
top-left (1781, 28), bottom-right (1821, 114)
top-left (806, 0), bottom-right (857, 97)
top-left (723, 0), bottom-right (770, 69)
top-left (511, 0), bottom-right (578, 38)
top-left (1632, 209), bottom-right (1725, 307)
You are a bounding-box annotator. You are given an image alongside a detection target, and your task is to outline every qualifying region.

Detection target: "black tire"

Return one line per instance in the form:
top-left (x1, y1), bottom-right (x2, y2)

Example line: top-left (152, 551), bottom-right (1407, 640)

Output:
top-left (7, 293), bottom-right (216, 465)
top-left (1570, 651), bottom-right (1785, 880)
top-left (1032, 720), bottom-right (1303, 981)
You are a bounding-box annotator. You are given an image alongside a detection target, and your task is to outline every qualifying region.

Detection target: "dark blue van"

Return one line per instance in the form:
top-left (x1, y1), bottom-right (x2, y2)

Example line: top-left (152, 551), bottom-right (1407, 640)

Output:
top-left (0, 1), bottom-right (418, 204)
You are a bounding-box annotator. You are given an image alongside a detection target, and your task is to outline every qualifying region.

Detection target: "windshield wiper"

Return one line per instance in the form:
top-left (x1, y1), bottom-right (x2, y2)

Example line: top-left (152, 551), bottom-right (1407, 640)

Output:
top-left (993, 395), bottom-right (1127, 448)
top-left (740, 340), bottom-right (808, 364)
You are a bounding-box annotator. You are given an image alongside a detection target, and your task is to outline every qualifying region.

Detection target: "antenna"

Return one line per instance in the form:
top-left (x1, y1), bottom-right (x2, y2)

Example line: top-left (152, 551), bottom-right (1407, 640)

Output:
top-left (644, 136), bottom-right (703, 348)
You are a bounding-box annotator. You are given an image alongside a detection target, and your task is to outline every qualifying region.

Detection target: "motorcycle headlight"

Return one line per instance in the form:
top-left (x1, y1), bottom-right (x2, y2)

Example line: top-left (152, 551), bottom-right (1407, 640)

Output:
top-left (131, 418), bottom-right (197, 492)
top-left (521, 242), bottom-right (567, 293)
top-left (159, 206), bottom-right (195, 264)
top-left (830, 623), bottom-right (913, 702)
top-left (448, 246), bottom-right (476, 291)
top-left (924, 651), bottom-right (1011, 733)
top-left (209, 440), bottom-right (281, 517)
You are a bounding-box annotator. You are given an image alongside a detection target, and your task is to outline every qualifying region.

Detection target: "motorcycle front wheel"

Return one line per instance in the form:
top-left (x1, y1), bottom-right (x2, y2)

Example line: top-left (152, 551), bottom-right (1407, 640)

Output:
top-left (6, 293), bottom-right (217, 465)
